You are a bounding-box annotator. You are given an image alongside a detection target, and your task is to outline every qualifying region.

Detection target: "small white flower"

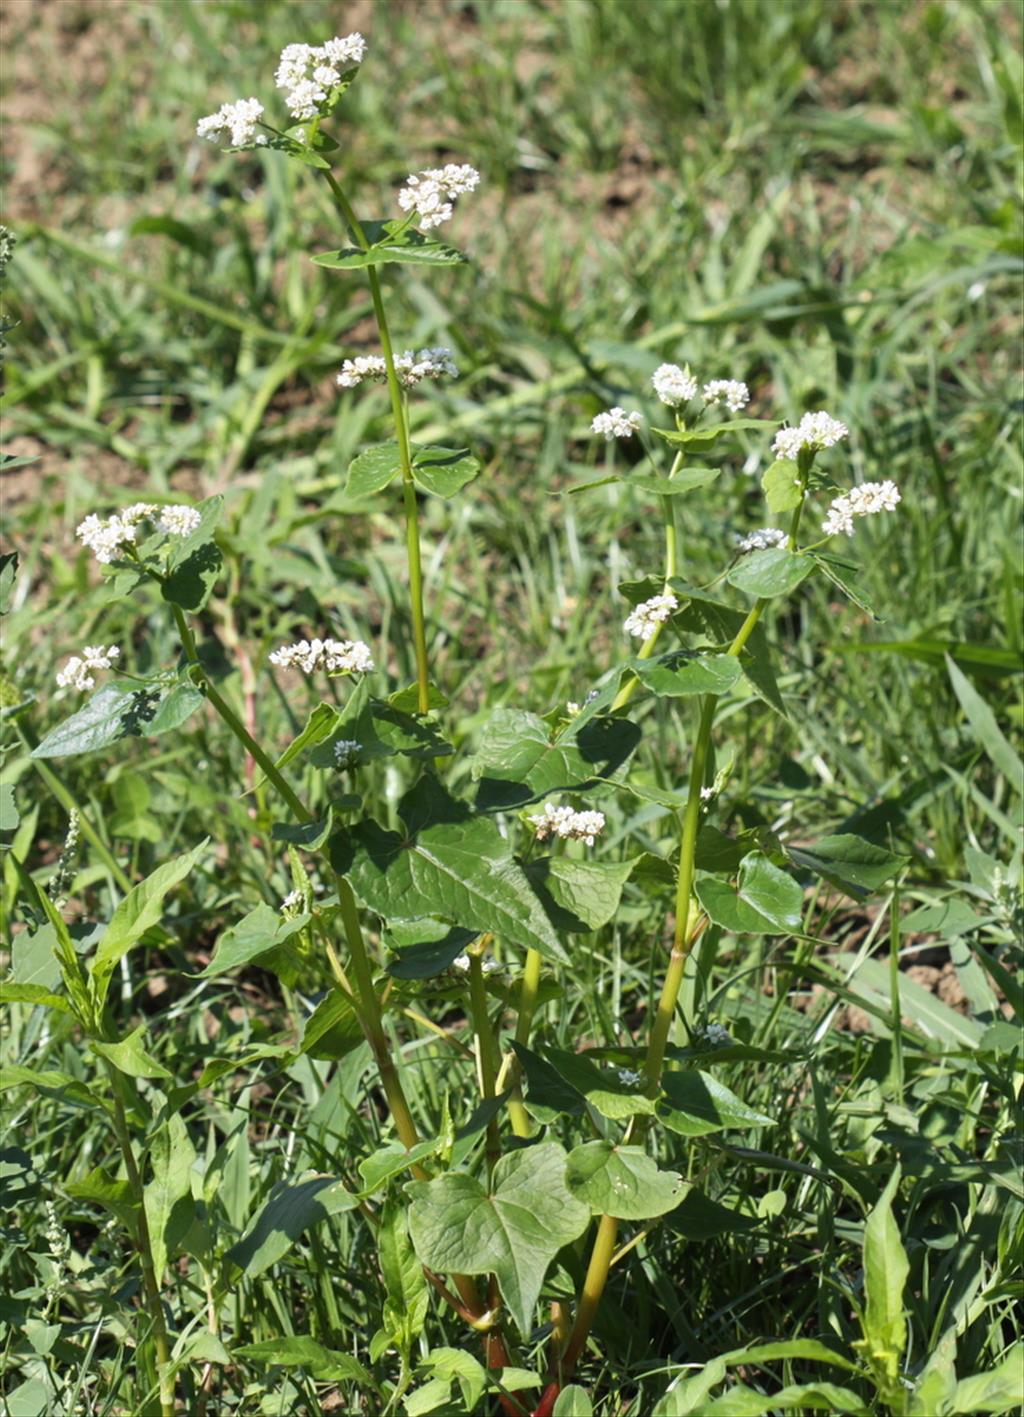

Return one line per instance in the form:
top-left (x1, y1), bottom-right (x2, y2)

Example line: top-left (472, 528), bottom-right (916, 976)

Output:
top-left (616, 1067), bottom-right (643, 1087)
top-left (158, 505), bottom-right (202, 537)
top-left (822, 479), bottom-right (901, 537)
top-left (702, 379), bottom-right (750, 413)
top-left (397, 164), bottom-right (481, 230)
top-left (451, 953), bottom-right (471, 972)
top-left (76, 513), bottom-right (138, 564)
top-left (120, 502), bottom-right (158, 525)
top-left (591, 407), bottom-right (643, 441)
top-left (196, 97), bottom-right (265, 147)
top-left (527, 802), bottom-right (606, 847)
top-left (280, 889), bottom-right (305, 915)
top-left (269, 637), bottom-right (374, 675)
top-left (274, 34), bottom-right (366, 119)
top-left (651, 363), bottom-right (697, 407)
top-left (700, 785), bottom-right (715, 801)
top-left (623, 593), bottom-right (678, 640)
top-left (336, 346), bottom-right (458, 390)
top-left (56, 644), bottom-right (120, 692)
top-left (700, 1022), bottom-right (733, 1047)
top-left (566, 701), bottom-right (582, 716)
top-left (736, 527), bottom-right (787, 553)
top-left (772, 411), bottom-right (849, 461)
top-left (333, 738), bottom-right (362, 767)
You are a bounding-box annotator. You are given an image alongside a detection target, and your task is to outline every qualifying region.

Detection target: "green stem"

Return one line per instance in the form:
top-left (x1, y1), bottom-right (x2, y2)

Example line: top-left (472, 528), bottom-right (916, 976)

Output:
top-left (322, 172), bottom-right (431, 714)
top-left (102, 1062), bottom-right (174, 1417)
top-left (557, 1213), bottom-right (619, 1379)
top-left (467, 942), bottom-right (501, 1174)
top-left (507, 947), bottom-right (542, 1139)
top-left (611, 453), bottom-right (682, 713)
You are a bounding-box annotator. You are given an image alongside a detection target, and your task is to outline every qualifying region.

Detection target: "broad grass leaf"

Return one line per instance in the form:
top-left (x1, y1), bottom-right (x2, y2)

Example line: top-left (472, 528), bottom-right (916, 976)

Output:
top-left (946, 653), bottom-right (1024, 788)
top-left (197, 902), bottom-right (309, 980)
top-left (234, 1336), bottom-right (372, 1385)
top-left (696, 852), bottom-right (804, 935)
top-left (144, 1113), bottom-right (195, 1284)
top-left (701, 1382), bottom-right (871, 1414)
top-left (91, 1024), bottom-right (172, 1079)
top-left (727, 547), bottom-right (813, 599)
top-left (227, 1174), bottom-right (358, 1277)
top-left (831, 954), bottom-right (985, 1050)
top-left (299, 988), bottom-right (364, 1061)
top-left (658, 1071), bottom-right (774, 1136)
top-left (785, 835), bottom-right (905, 898)
top-left (406, 1142), bottom-right (590, 1334)
top-left (411, 446), bottom-right (481, 498)
top-left (32, 680), bottom-right (203, 758)
top-left (635, 652), bottom-right (743, 697)
top-left (565, 1141), bottom-right (685, 1219)
top-left (378, 1196), bottom-right (428, 1357)
top-left (89, 841), bottom-right (207, 1013)
top-left (331, 778), bottom-right (566, 961)
top-left (472, 707), bottom-right (639, 809)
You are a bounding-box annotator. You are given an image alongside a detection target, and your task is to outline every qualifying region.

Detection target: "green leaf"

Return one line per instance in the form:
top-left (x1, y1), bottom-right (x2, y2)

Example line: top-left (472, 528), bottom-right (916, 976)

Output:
top-left (197, 902), bottom-right (309, 979)
top-left (271, 817), bottom-right (332, 851)
top-left (161, 496), bottom-right (224, 612)
top-left (33, 680), bottom-right (203, 759)
top-left (411, 445), bottom-right (481, 499)
top-left (406, 1142), bottom-right (590, 1334)
top-left (946, 653), bottom-right (1024, 787)
top-left (0, 981), bottom-right (72, 1013)
top-left (0, 550), bottom-right (18, 615)
top-left (275, 702), bottom-right (340, 771)
top-left (9, 922), bottom-right (63, 991)
top-left (671, 586), bottom-right (789, 720)
top-left (358, 1141), bottom-right (441, 1196)
top-left (948, 1346), bottom-right (1024, 1414)
top-left (91, 1024), bottom-right (172, 1079)
top-left (860, 1166), bottom-right (908, 1384)
top-left (0, 781), bottom-right (19, 833)
top-left (346, 442), bottom-right (402, 497)
top-left (701, 1381), bottom-right (872, 1415)
top-left (810, 552), bottom-right (881, 620)
top-left (299, 988), bottom-right (365, 1060)
top-left (542, 1045), bottom-right (657, 1120)
top-left (331, 777), bottom-right (566, 961)
top-left (234, 1336), bottom-right (372, 1385)
top-left (65, 1166), bottom-right (138, 1231)
top-left (410, 1349), bottom-right (487, 1413)
top-left (472, 707), bottom-right (639, 810)
top-left (144, 1113), bottom-right (196, 1283)
top-left (832, 953), bottom-right (985, 1051)
top-left (328, 681), bottom-right (453, 763)
top-left (386, 919), bottom-right (479, 978)
top-left (727, 547), bottom-right (813, 599)
top-left (761, 459), bottom-right (803, 513)
top-left (313, 222), bottom-right (467, 269)
top-left (379, 1196), bottom-right (428, 1358)
top-left (89, 842), bottom-right (206, 1013)
top-left (785, 834), bottom-right (906, 898)
top-left (1, 1063), bottom-right (102, 1109)
top-left (658, 1071), bottom-right (774, 1136)
top-left (525, 857), bottom-right (637, 933)
top-left (227, 1173), bottom-right (359, 1277)
top-left (653, 419), bottom-right (779, 451)
top-left (565, 1141), bottom-right (685, 1219)
top-left (635, 652), bottom-right (743, 697)
top-left (696, 852), bottom-right (804, 935)
top-left (554, 1387), bottom-right (594, 1417)
top-left (388, 680), bottom-right (449, 713)
top-left (511, 1041), bottom-right (586, 1122)
top-left (665, 1188), bottom-right (759, 1240)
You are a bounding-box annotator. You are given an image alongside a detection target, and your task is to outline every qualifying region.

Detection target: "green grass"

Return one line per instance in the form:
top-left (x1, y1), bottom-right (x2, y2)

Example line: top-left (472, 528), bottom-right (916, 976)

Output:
top-left (2, 0), bottom-right (1022, 1413)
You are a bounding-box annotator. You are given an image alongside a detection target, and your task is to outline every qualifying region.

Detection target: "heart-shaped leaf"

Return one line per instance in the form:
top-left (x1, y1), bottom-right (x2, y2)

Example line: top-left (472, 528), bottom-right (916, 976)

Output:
top-left (565, 1141), bottom-right (685, 1219)
top-left (472, 707), bottom-right (639, 810)
top-left (635, 653), bottom-right (743, 698)
top-left (411, 446), bottom-right (481, 499)
top-left (406, 1142), bottom-right (589, 1334)
top-left (346, 443), bottom-right (402, 497)
top-left (525, 857), bottom-right (637, 933)
top-left (727, 547), bottom-right (812, 599)
top-left (197, 902), bottom-right (310, 980)
top-left (761, 460), bottom-right (803, 514)
top-left (695, 852), bottom-right (804, 935)
top-left (541, 1045), bottom-right (656, 1120)
top-left (161, 496), bottom-right (224, 612)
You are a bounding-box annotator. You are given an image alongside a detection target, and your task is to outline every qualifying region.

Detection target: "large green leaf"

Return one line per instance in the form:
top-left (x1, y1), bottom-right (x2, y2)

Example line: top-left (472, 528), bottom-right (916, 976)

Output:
top-left (671, 587), bottom-right (788, 719)
top-left (406, 1142), bottom-right (590, 1334)
top-left (410, 445), bottom-right (481, 499)
top-left (635, 652), bottom-right (743, 697)
top-left (565, 1141), bottom-right (685, 1219)
top-left (161, 496), bottom-right (224, 612)
top-left (947, 1346), bottom-right (1024, 1415)
top-left (91, 1024), bottom-right (172, 1079)
top-left (658, 1071), bottom-right (774, 1136)
top-left (32, 679), bottom-right (204, 759)
top-left (144, 1113), bottom-right (196, 1283)
top-left (326, 681), bottom-right (453, 763)
top-left (525, 856), bottom-right (637, 933)
top-left (313, 222), bottom-right (467, 269)
top-left (541, 1045), bottom-right (657, 1120)
top-left (761, 459), bottom-right (802, 514)
top-left (695, 852), bottom-right (804, 935)
top-left (786, 834), bottom-right (906, 898)
top-left (197, 902), bottom-right (309, 980)
top-left (472, 707), bottom-right (639, 810)
top-left (227, 1174), bottom-right (359, 1277)
top-left (859, 1167), bottom-right (908, 1388)
top-left (88, 841), bottom-right (206, 1013)
top-left (727, 547), bottom-right (813, 599)
top-left (331, 778), bottom-right (566, 961)
top-left (65, 1166), bottom-right (138, 1231)
top-left (347, 442), bottom-right (403, 497)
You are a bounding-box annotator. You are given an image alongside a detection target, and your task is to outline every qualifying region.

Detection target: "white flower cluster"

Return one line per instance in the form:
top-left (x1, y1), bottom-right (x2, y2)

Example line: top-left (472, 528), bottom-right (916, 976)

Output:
top-left (269, 637), bottom-right (374, 675)
top-left (591, 407), bottom-right (643, 440)
top-left (333, 738), bottom-right (362, 766)
top-left (698, 1022), bottom-right (733, 1048)
top-left (397, 164), bottom-right (481, 230)
top-left (56, 644), bottom-right (120, 692)
top-left (196, 98), bottom-right (267, 147)
top-left (280, 889), bottom-right (306, 915)
top-left (274, 34), bottom-right (367, 119)
top-left (527, 801), bottom-right (606, 846)
top-left (651, 363), bottom-right (698, 407)
top-left (75, 504), bottom-right (201, 563)
top-left (616, 1067), bottom-right (643, 1088)
top-left (772, 411), bottom-right (849, 461)
top-left (336, 346), bottom-right (458, 390)
top-left (822, 479), bottom-right (901, 537)
top-left (623, 592), bottom-right (678, 639)
top-left (451, 953), bottom-right (503, 974)
top-left (736, 527), bottom-right (786, 553)
top-left (702, 379), bottom-right (750, 413)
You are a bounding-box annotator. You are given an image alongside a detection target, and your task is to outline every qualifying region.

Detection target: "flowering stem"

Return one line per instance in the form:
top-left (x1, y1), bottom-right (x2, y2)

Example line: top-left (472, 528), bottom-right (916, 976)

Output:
top-left (102, 1060), bottom-right (174, 1417)
top-left (321, 172), bottom-right (431, 714)
top-left (507, 947), bottom-right (542, 1139)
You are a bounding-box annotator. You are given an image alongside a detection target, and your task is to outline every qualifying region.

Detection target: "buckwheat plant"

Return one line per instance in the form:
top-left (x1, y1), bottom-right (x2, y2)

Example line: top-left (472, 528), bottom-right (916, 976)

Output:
top-left (6, 34), bottom-right (912, 1417)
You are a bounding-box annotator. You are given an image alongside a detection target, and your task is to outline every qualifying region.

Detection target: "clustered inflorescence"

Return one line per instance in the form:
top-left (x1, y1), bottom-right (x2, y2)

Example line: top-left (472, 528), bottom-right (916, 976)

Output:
top-left (56, 645), bottom-right (120, 692)
top-left (736, 527), bottom-right (787, 553)
top-left (269, 637), bottom-right (375, 675)
top-left (822, 480), bottom-right (902, 536)
top-left (591, 407), bottom-right (644, 440)
top-left (76, 504), bottom-right (201, 564)
top-left (772, 411), bottom-right (849, 461)
top-left (624, 593), bottom-right (679, 640)
top-left (397, 165), bottom-right (482, 231)
top-left (337, 347), bottom-right (458, 390)
top-left (274, 34), bottom-right (367, 119)
top-left (528, 801), bottom-right (607, 846)
top-left (333, 739), bottom-right (362, 767)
